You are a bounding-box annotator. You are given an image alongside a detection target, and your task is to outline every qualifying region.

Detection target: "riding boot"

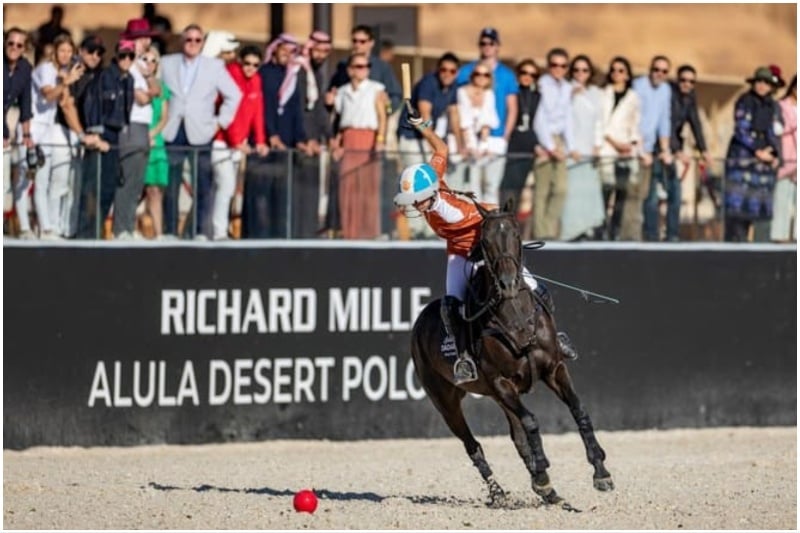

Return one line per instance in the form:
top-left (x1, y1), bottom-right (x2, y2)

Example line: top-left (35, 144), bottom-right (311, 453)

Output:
top-left (534, 284), bottom-right (578, 360)
top-left (440, 296), bottom-right (478, 384)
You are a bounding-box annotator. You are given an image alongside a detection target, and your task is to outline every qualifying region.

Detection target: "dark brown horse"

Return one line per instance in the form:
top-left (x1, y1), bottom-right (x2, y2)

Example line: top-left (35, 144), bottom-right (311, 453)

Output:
top-left (410, 199), bottom-right (614, 508)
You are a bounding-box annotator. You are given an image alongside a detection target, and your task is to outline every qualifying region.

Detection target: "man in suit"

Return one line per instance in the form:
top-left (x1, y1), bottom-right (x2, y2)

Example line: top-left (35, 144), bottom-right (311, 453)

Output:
top-left (160, 24), bottom-right (241, 239)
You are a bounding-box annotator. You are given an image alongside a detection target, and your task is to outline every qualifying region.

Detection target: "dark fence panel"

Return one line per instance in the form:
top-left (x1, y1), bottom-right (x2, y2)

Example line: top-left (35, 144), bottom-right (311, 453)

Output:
top-left (3, 245), bottom-right (796, 449)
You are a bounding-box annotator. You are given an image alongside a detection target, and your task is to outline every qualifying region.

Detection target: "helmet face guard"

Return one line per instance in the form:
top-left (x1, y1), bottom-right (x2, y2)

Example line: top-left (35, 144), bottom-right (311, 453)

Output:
top-left (393, 163), bottom-right (439, 209)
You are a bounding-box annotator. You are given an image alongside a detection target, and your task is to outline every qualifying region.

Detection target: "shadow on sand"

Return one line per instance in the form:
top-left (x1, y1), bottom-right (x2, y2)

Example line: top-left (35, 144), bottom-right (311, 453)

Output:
top-left (146, 481), bottom-right (536, 509)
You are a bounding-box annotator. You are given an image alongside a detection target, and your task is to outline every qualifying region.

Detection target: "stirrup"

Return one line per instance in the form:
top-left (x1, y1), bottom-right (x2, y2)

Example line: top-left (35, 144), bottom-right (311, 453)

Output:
top-left (453, 354), bottom-right (478, 384)
top-left (557, 332), bottom-right (579, 360)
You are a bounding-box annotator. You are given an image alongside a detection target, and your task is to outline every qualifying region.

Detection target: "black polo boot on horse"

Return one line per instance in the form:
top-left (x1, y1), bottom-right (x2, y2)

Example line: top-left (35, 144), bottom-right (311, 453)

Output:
top-left (533, 283), bottom-right (579, 360)
top-left (440, 296), bottom-right (478, 384)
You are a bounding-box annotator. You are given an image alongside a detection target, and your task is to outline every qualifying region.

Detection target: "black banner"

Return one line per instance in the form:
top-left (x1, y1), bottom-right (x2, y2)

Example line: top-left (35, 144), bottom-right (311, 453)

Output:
top-left (3, 245), bottom-right (796, 449)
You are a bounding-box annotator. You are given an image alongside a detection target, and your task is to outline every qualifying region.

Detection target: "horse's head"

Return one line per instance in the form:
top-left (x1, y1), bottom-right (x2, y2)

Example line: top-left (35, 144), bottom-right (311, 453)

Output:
top-left (475, 198), bottom-right (523, 300)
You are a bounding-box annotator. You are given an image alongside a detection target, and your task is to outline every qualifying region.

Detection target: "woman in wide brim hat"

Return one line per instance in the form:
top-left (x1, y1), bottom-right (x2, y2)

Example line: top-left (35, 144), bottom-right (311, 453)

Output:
top-left (745, 66), bottom-right (783, 88)
top-left (120, 17), bottom-right (158, 39)
top-left (724, 66), bottom-right (784, 241)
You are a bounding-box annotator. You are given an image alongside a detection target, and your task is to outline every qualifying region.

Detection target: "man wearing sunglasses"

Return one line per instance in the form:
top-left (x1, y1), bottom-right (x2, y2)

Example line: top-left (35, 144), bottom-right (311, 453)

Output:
top-left (643, 64), bottom-right (712, 242)
top-left (327, 25), bottom-right (401, 115)
top-left (3, 27), bottom-right (34, 222)
top-left (532, 47), bottom-right (579, 240)
top-left (160, 24), bottom-right (242, 239)
top-left (454, 28), bottom-right (518, 206)
top-left (628, 55), bottom-right (673, 241)
top-left (396, 52), bottom-right (461, 239)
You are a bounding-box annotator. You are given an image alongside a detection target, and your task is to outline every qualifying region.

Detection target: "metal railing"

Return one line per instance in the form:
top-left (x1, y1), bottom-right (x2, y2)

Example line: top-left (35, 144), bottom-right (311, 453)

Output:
top-left (2, 141), bottom-right (796, 244)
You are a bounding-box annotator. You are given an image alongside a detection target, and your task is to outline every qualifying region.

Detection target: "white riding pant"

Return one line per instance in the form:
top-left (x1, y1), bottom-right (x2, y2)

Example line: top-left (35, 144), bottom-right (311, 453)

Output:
top-left (211, 141), bottom-right (240, 240)
top-left (48, 124), bottom-right (80, 236)
top-left (446, 253), bottom-right (537, 302)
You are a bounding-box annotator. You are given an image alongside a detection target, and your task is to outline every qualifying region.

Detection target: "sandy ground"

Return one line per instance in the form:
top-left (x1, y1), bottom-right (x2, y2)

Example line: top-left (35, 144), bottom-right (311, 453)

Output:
top-left (3, 426), bottom-right (796, 530)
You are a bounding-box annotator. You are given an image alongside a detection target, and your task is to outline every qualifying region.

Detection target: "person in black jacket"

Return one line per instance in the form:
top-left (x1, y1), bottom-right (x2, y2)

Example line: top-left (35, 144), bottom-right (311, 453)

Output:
top-left (723, 66), bottom-right (783, 242)
top-left (77, 40), bottom-right (136, 238)
top-left (3, 27), bottom-right (35, 234)
top-left (499, 59), bottom-right (543, 215)
top-left (643, 64), bottom-right (713, 241)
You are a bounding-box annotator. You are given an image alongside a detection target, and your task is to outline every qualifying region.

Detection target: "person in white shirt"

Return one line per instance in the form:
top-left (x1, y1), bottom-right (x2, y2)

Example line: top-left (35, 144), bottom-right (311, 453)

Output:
top-left (451, 62), bottom-right (500, 196)
top-left (331, 53), bottom-right (387, 239)
top-left (533, 47), bottom-right (580, 240)
top-left (16, 34), bottom-right (82, 239)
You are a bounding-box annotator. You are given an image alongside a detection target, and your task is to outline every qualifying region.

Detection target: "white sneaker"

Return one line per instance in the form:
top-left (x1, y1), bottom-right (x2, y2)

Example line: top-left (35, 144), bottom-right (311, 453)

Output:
top-left (116, 231), bottom-right (133, 240)
top-left (157, 234), bottom-right (178, 241)
top-left (40, 230), bottom-right (62, 240)
top-left (133, 231), bottom-right (145, 240)
top-left (19, 230), bottom-right (36, 240)
top-left (194, 234), bottom-right (208, 241)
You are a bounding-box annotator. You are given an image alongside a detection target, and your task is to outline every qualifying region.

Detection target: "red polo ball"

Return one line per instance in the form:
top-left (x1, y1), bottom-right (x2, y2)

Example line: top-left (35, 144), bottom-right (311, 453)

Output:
top-left (293, 489), bottom-right (318, 514)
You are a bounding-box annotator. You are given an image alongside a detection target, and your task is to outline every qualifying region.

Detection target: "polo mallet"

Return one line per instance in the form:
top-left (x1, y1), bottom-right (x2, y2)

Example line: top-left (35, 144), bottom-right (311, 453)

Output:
top-left (395, 62), bottom-right (413, 241)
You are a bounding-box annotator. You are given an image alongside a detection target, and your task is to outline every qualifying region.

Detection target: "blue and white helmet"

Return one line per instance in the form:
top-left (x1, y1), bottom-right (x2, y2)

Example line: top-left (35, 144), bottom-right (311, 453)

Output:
top-left (393, 163), bottom-right (439, 207)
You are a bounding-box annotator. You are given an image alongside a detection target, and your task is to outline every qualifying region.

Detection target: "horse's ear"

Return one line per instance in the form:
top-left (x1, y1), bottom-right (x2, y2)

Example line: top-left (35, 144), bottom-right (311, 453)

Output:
top-left (474, 201), bottom-right (490, 218)
top-left (503, 197), bottom-right (515, 214)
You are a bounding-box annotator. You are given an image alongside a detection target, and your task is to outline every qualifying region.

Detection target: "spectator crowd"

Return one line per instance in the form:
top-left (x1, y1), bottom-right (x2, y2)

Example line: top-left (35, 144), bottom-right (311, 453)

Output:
top-left (3, 6), bottom-right (797, 243)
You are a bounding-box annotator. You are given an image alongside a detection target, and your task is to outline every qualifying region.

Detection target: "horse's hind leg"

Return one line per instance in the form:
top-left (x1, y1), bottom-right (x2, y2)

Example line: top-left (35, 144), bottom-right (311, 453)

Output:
top-left (417, 368), bottom-right (507, 505)
top-left (545, 362), bottom-right (614, 491)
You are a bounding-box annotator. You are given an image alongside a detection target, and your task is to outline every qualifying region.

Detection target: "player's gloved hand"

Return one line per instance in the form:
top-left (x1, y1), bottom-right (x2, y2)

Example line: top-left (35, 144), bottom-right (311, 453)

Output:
top-left (405, 100), bottom-right (421, 123)
top-left (405, 100), bottom-right (430, 131)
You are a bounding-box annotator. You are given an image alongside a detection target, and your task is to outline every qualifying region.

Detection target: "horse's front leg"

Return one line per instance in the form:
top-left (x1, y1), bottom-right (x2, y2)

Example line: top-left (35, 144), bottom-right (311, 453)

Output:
top-left (545, 361), bottom-right (614, 491)
top-left (493, 377), bottom-right (563, 506)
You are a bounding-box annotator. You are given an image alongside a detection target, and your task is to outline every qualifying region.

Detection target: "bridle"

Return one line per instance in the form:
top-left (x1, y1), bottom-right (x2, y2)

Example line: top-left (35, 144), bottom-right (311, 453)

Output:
top-left (479, 211), bottom-right (523, 300)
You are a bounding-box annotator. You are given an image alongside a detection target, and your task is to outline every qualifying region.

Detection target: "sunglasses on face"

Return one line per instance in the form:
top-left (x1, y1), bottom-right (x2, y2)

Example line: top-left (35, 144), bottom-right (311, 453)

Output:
top-left (679, 77), bottom-right (696, 85)
top-left (479, 40), bottom-right (497, 47)
top-left (85, 47), bottom-right (104, 57)
top-left (242, 60), bottom-right (260, 68)
top-left (473, 71), bottom-right (491, 78)
top-left (6, 41), bottom-right (25, 49)
top-left (184, 37), bottom-right (203, 44)
top-left (352, 38), bottom-right (369, 44)
top-left (117, 52), bottom-right (135, 60)
top-left (549, 62), bottom-right (567, 69)
top-left (572, 67), bottom-right (590, 73)
top-left (142, 56), bottom-right (158, 64)
top-left (350, 63), bottom-right (370, 69)
top-left (611, 67), bottom-right (627, 74)
top-left (439, 67), bottom-right (457, 74)
top-left (651, 67), bottom-right (669, 74)
top-left (519, 69), bottom-right (537, 77)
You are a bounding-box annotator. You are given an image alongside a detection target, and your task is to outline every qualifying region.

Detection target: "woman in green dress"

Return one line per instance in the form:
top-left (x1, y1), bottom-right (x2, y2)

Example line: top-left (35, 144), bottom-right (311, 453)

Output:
top-left (142, 45), bottom-right (170, 238)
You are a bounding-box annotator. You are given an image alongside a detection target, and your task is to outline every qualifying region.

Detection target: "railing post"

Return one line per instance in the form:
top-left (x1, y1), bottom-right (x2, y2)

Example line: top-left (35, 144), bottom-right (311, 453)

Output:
top-left (192, 147), bottom-right (198, 239)
top-left (95, 150), bottom-right (102, 240)
top-left (286, 149), bottom-right (293, 239)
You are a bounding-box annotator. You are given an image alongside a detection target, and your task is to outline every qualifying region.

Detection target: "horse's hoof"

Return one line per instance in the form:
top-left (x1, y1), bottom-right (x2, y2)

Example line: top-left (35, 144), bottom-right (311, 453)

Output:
top-left (487, 492), bottom-right (508, 509)
top-left (533, 484), bottom-right (562, 505)
top-left (487, 485), bottom-right (508, 508)
top-left (593, 476), bottom-right (615, 491)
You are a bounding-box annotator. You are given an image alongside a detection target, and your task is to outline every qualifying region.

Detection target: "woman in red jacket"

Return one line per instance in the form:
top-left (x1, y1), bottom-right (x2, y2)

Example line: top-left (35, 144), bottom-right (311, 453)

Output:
top-left (211, 45), bottom-right (269, 240)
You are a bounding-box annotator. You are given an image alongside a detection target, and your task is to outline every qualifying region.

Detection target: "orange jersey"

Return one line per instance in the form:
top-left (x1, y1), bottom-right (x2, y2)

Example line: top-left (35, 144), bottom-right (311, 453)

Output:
top-left (424, 153), bottom-right (496, 257)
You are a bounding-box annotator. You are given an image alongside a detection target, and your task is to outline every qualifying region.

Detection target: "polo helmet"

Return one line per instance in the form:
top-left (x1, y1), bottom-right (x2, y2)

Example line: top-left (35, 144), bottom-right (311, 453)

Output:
top-left (393, 163), bottom-right (439, 207)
